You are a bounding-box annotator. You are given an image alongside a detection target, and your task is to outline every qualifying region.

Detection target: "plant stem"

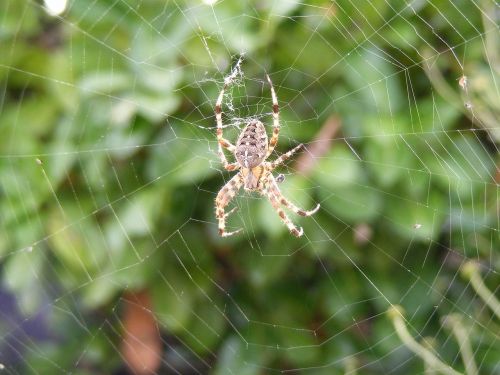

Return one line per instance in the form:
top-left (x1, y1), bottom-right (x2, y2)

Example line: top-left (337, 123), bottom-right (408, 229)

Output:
top-left (387, 306), bottom-right (462, 375)
top-left (461, 261), bottom-right (500, 320)
top-left (442, 314), bottom-right (478, 375)
top-left (422, 337), bottom-right (438, 375)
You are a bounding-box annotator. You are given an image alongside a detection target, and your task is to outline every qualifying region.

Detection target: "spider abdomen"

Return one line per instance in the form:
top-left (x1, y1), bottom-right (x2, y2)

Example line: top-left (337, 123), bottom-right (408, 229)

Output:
top-left (235, 120), bottom-right (268, 169)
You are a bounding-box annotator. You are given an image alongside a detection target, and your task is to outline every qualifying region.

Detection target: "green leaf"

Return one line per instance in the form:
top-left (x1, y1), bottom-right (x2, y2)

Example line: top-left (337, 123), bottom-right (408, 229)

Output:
top-left (150, 272), bottom-right (195, 333)
top-left (212, 336), bottom-right (262, 375)
top-left (319, 184), bottom-right (382, 223)
top-left (427, 134), bottom-right (496, 199)
top-left (47, 206), bottom-right (108, 276)
top-left (183, 298), bottom-right (226, 353)
top-left (3, 248), bottom-right (45, 315)
top-left (148, 127), bottom-right (217, 186)
top-left (313, 145), bottom-right (364, 189)
top-left (384, 190), bottom-right (445, 242)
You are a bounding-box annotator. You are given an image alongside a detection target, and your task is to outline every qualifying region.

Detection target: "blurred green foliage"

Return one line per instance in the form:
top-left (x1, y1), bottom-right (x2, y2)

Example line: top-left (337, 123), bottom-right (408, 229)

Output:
top-left (0, 0), bottom-right (498, 374)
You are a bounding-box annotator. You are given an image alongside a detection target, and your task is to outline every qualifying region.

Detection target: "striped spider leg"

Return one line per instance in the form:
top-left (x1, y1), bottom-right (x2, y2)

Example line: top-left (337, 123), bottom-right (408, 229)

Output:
top-left (215, 174), bottom-right (243, 237)
top-left (261, 145), bottom-right (320, 237)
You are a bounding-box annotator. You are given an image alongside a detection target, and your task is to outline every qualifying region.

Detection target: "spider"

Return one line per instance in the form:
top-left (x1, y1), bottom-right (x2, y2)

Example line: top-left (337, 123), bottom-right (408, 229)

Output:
top-left (214, 75), bottom-right (320, 237)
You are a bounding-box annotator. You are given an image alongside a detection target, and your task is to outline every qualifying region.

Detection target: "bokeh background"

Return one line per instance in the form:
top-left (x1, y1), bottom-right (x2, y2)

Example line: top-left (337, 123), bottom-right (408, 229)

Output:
top-left (1, 0), bottom-right (499, 374)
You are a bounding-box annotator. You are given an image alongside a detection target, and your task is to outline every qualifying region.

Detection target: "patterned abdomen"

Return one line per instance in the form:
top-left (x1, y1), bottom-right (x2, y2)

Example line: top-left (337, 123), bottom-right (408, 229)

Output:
top-left (235, 120), bottom-right (268, 168)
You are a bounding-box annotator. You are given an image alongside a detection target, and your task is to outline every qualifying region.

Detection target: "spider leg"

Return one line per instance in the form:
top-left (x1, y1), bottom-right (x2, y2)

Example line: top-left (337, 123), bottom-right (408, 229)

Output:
top-left (215, 173), bottom-right (243, 237)
top-left (269, 174), bottom-right (320, 216)
top-left (265, 74), bottom-right (280, 158)
top-left (215, 83), bottom-right (239, 170)
top-left (215, 84), bottom-right (236, 153)
top-left (222, 162), bottom-right (240, 171)
top-left (262, 183), bottom-right (304, 238)
top-left (268, 143), bottom-right (304, 171)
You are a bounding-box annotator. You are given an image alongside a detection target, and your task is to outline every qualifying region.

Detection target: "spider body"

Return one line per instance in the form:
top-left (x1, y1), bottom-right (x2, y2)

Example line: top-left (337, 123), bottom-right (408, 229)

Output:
top-left (214, 75), bottom-right (320, 237)
top-left (235, 120), bottom-right (268, 190)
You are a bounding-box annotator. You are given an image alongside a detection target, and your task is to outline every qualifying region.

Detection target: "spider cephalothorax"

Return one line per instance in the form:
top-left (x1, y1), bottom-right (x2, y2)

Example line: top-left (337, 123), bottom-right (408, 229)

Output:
top-left (214, 75), bottom-right (320, 237)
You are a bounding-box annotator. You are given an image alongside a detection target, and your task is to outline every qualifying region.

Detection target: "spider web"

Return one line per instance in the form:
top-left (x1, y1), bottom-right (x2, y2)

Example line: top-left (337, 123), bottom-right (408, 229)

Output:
top-left (0, 0), bottom-right (499, 374)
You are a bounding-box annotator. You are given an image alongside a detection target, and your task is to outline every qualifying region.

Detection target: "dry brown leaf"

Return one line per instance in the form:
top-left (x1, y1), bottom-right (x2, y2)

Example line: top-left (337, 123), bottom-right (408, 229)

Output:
top-left (295, 115), bottom-right (341, 175)
top-left (120, 290), bottom-right (162, 375)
